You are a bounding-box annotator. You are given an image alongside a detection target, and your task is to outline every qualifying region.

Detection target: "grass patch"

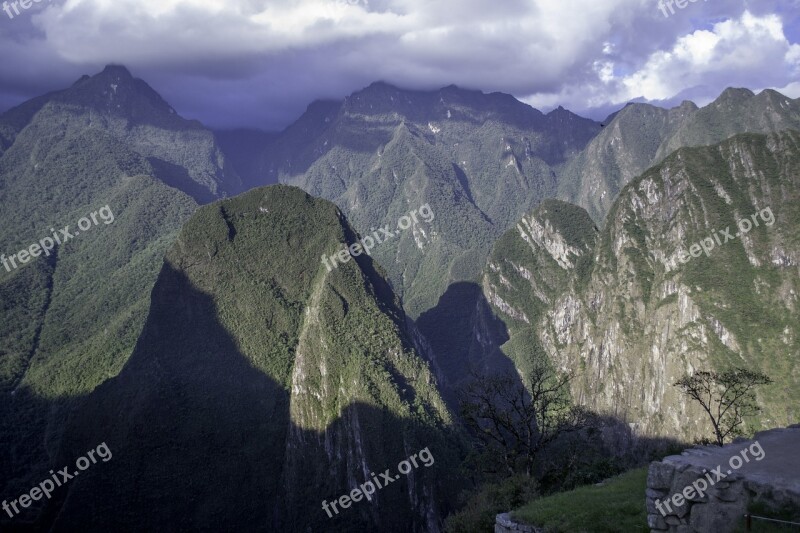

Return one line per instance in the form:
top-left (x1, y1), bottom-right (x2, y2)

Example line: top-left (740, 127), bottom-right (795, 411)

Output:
top-left (511, 468), bottom-right (649, 533)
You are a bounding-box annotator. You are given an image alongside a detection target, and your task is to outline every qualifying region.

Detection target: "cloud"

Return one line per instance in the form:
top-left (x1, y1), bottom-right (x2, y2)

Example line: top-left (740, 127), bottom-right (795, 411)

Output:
top-left (524, 8), bottom-right (800, 115)
top-left (0, 0), bottom-right (796, 129)
top-left (617, 11), bottom-right (800, 103)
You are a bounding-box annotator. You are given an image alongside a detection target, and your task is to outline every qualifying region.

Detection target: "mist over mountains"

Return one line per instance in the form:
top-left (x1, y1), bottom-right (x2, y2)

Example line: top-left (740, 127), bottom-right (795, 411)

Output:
top-left (0, 64), bottom-right (798, 531)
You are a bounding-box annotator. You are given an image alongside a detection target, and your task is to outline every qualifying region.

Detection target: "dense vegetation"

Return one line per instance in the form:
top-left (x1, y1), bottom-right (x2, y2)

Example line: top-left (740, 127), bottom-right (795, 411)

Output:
top-left (49, 185), bottom-right (462, 532)
top-left (0, 65), bottom-right (235, 523)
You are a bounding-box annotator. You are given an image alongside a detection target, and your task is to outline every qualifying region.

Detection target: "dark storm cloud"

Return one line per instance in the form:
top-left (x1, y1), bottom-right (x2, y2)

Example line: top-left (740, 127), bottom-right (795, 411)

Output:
top-left (0, 0), bottom-right (797, 130)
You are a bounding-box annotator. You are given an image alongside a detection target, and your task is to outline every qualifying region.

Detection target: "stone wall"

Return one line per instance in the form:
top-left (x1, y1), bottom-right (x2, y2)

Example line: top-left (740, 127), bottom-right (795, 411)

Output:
top-left (646, 426), bottom-right (800, 532)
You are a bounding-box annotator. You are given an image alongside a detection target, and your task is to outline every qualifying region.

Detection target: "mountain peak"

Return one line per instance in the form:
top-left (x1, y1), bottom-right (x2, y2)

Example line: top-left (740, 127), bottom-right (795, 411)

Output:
top-left (755, 88), bottom-right (794, 107)
top-left (715, 87), bottom-right (755, 103)
top-left (100, 64), bottom-right (133, 79)
top-left (346, 81), bottom-right (405, 105)
top-left (51, 65), bottom-right (194, 129)
top-left (365, 80), bottom-right (395, 89)
top-left (355, 80), bottom-right (400, 96)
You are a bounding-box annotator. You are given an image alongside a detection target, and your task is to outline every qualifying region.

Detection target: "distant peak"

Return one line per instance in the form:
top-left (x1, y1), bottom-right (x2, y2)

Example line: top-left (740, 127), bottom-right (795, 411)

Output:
top-left (100, 65), bottom-right (133, 78)
top-left (349, 81), bottom-right (403, 100)
top-left (544, 105), bottom-right (572, 117)
top-left (757, 88), bottom-right (791, 102)
top-left (441, 84), bottom-right (471, 94)
top-left (716, 87), bottom-right (755, 101)
top-left (364, 80), bottom-right (397, 91)
top-left (54, 64), bottom-right (187, 128)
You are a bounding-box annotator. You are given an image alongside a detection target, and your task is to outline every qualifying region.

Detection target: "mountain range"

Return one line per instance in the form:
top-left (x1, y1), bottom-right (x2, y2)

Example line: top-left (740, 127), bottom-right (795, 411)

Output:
top-left (0, 65), bottom-right (797, 531)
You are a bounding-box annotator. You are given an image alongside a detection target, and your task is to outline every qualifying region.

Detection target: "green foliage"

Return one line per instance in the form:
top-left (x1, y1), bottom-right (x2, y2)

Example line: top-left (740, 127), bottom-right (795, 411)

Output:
top-left (443, 475), bottom-right (539, 533)
top-left (47, 184), bottom-right (459, 531)
top-left (0, 260), bottom-right (52, 393)
top-left (674, 367), bottom-right (773, 446)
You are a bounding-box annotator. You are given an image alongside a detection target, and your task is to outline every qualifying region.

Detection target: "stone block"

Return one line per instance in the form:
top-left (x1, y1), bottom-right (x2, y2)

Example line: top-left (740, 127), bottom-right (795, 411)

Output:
top-left (712, 481), bottom-right (745, 503)
top-left (689, 495), bottom-right (746, 533)
top-left (649, 461), bottom-right (676, 490)
top-left (673, 467), bottom-right (704, 494)
top-left (647, 488), bottom-right (669, 514)
top-left (647, 513), bottom-right (668, 530)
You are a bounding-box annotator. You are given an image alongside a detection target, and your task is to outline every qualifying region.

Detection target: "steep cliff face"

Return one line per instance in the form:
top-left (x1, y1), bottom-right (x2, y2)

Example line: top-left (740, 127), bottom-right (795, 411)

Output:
top-left (481, 199), bottom-right (598, 379)
top-left (561, 89), bottom-right (800, 223)
top-left (50, 186), bottom-right (455, 532)
top-left (559, 101), bottom-right (697, 224)
top-left (485, 131), bottom-right (800, 439)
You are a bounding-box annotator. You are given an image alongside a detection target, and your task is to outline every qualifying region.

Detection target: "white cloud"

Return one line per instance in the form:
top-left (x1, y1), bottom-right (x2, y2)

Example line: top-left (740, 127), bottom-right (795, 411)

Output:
top-left (0, 0), bottom-right (795, 128)
top-left (774, 82), bottom-right (800, 99)
top-left (29, 0), bottom-right (640, 84)
top-left (617, 11), bottom-right (799, 102)
top-left (524, 9), bottom-right (800, 117)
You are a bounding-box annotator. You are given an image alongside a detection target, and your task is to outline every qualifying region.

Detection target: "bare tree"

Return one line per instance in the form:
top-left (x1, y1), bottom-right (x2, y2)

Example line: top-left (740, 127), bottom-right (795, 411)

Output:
top-left (674, 367), bottom-right (772, 446)
top-left (459, 360), bottom-right (590, 477)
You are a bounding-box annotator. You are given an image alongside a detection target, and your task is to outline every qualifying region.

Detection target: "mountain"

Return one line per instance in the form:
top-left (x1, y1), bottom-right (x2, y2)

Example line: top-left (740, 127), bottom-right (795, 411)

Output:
top-left (2, 66), bottom-right (799, 530)
top-left (45, 185), bottom-right (458, 532)
top-left (246, 85), bottom-right (800, 322)
top-left (1, 65), bottom-right (240, 202)
top-left (482, 130), bottom-right (800, 439)
top-left (254, 82), bottom-right (603, 316)
top-left (0, 65), bottom-right (241, 518)
top-left (561, 88), bottom-right (800, 223)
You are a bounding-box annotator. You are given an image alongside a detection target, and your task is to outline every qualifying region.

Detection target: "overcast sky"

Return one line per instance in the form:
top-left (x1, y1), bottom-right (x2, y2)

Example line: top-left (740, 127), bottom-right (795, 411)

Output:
top-left (0, 0), bottom-right (798, 130)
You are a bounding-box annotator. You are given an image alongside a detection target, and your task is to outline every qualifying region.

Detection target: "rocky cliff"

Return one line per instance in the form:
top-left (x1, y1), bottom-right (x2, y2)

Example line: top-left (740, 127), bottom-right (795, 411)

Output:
top-left (484, 131), bottom-right (800, 439)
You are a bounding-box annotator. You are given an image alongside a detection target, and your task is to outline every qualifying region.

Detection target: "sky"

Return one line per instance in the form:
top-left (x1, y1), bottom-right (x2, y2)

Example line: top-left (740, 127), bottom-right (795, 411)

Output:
top-left (0, 0), bottom-right (798, 131)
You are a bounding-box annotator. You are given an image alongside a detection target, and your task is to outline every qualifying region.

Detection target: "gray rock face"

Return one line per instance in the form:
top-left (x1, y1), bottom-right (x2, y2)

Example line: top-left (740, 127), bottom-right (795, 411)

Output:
top-left (646, 427), bottom-right (800, 532)
top-left (486, 131), bottom-right (800, 440)
top-left (495, 512), bottom-right (542, 533)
